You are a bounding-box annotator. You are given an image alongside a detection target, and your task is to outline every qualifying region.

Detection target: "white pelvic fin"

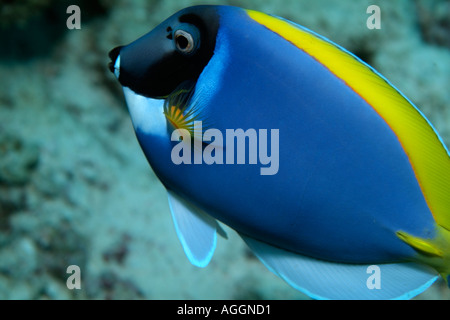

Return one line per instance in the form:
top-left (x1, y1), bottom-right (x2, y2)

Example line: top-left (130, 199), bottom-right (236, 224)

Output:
top-left (167, 190), bottom-right (218, 268)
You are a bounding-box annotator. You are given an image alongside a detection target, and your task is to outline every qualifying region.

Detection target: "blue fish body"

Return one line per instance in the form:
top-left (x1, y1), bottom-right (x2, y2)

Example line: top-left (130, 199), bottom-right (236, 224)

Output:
top-left (109, 6), bottom-right (450, 299)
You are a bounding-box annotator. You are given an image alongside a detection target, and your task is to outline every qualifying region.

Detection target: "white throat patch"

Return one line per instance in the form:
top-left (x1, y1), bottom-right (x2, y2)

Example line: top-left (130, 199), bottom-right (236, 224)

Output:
top-left (123, 87), bottom-right (167, 137)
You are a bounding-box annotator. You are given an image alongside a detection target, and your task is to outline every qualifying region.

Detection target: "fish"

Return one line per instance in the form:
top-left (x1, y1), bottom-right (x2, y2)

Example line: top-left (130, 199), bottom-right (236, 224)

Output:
top-left (108, 5), bottom-right (450, 299)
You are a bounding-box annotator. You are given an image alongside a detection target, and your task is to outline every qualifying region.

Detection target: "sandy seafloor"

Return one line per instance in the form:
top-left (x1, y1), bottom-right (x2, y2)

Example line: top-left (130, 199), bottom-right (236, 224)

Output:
top-left (0, 0), bottom-right (449, 299)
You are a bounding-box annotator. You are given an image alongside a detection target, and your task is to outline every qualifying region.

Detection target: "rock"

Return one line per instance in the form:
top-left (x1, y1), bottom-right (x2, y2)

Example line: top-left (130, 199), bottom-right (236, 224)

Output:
top-left (0, 132), bottom-right (39, 186)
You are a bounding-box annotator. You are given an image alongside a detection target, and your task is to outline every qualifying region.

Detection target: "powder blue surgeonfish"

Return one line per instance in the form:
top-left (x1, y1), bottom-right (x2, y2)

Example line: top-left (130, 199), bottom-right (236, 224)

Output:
top-left (108, 5), bottom-right (450, 299)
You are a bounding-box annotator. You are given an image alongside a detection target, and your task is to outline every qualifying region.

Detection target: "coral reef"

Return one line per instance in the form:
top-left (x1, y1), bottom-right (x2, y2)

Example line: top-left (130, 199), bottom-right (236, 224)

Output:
top-left (0, 0), bottom-right (53, 28)
top-left (0, 0), bottom-right (110, 60)
top-left (416, 0), bottom-right (450, 48)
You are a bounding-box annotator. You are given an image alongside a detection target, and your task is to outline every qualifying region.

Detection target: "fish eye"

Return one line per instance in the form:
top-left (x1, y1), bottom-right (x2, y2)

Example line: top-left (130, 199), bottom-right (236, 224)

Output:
top-left (173, 24), bottom-right (199, 55)
top-left (174, 30), bottom-right (195, 54)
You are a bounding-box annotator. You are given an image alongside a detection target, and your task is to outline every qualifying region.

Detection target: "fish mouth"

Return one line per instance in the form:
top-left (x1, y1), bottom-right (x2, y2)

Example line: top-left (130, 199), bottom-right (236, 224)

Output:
top-left (108, 46), bottom-right (123, 79)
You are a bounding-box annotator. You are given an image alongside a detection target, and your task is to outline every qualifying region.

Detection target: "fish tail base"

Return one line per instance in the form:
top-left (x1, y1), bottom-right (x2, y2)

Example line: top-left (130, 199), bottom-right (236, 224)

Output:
top-left (397, 225), bottom-right (450, 287)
